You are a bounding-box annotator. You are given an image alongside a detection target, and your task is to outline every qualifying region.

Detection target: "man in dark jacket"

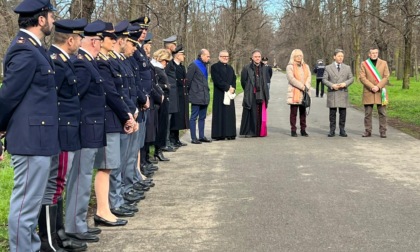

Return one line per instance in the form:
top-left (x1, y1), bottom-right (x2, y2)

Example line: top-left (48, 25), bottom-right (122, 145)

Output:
top-left (314, 59), bottom-right (326, 97)
top-left (187, 49), bottom-right (212, 144)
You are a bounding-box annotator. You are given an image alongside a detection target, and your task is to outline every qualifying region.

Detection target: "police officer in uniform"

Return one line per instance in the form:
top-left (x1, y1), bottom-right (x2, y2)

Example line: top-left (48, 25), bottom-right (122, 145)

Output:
top-left (94, 22), bottom-right (137, 221)
top-left (65, 20), bottom-right (113, 243)
top-left (0, 0), bottom-right (59, 251)
top-left (170, 45), bottom-right (190, 147)
top-left (108, 20), bottom-right (144, 216)
top-left (163, 35), bottom-right (180, 151)
top-left (38, 18), bottom-right (89, 252)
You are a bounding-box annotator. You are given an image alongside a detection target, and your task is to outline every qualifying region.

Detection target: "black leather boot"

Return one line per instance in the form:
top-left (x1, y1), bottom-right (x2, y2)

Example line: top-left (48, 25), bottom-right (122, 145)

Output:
top-left (38, 204), bottom-right (66, 252)
top-left (56, 197), bottom-right (88, 252)
top-left (154, 149), bottom-right (170, 161)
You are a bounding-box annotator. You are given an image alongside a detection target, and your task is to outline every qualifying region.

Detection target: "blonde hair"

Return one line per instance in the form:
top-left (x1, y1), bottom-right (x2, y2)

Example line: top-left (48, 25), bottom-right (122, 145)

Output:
top-left (288, 49), bottom-right (305, 64)
top-left (153, 48), bottom-right (172, 62)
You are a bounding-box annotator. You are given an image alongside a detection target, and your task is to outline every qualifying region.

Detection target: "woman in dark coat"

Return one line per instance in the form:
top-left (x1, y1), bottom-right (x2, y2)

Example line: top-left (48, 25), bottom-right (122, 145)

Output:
top-left (210, 50), bottom-right (237, 140)
top-left (151, 49), bottom-right (173, 161)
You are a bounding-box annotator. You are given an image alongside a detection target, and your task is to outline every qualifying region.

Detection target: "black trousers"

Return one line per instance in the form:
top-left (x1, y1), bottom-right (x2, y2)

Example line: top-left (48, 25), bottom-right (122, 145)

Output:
top-left (316, 79), bottom-right (324, 97)
top-left (329, 107), bottom-right (346, 132)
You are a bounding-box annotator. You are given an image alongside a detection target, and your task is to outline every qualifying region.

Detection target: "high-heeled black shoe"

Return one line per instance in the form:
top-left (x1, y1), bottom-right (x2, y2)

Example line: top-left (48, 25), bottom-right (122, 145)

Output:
top-left (93, 215), bottom-right (127, 227)
top-left (154, 150), bottom-right (170, 161)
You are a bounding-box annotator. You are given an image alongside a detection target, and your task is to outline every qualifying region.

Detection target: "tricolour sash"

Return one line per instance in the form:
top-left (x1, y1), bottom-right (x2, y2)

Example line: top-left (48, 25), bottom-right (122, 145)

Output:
top-left (364, 58), bottom-right (388, 105)
top-left (364, 58), bottom-right (381, 83)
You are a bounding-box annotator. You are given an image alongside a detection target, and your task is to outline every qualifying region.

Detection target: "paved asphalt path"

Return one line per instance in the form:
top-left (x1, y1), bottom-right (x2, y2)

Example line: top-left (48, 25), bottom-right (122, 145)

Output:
top-left (89, 72), bottom-right (420, 252)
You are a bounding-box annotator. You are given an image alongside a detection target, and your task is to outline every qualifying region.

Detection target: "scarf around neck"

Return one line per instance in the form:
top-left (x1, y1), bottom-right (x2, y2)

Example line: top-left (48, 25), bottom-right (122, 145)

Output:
top-left (292, 62), bottom-right (309, 103)
top-left (194, 59), bottom-right (208, 80)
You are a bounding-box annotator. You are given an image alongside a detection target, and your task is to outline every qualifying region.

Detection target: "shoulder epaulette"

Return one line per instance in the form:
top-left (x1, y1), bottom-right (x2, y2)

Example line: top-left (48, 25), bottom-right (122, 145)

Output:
top-left (59, 54), bottom-right (67, 62)
top-left (28, 38), bottom-right (37, 46)
top-left (98, 53), bottom-right (108, 61)
top-left (109, 51), bottom-right (117, 59)
top-left (84, 54), bottom-right (92, 61)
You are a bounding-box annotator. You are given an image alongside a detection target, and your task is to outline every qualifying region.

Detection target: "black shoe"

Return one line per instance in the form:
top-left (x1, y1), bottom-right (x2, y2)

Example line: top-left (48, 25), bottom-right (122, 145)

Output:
top-left (161, 146), bottom-right (176, 152)
top-left (339, 130), bottom-right (348, 137)
top-left (199, 137), bottom-right (212, 143)
top-left (227, 137), bottom-right (236, 140)
top-left (380, 133), bottom-right (387, 138)
top-left (328, 131), bottom-right (335, 137)
top-left (154, 150), bottom-right (170, 161)
top-left (191, 139), bottom-right (202, 144)
top-left (134, 181), bottom-right (151, 190)
top-left (301, 130), bottom-right (309, 137)
top-left (121, 203), bottom-right (139, 212)
top-left (145, 163), bottom-right (158, 171)
top-left (175, 140), bottom-right (187, 146)
top-left (111, 207), bottom-right (135, 217)
top-left (123, 190), bottom-right (145, 203)
top-left (291, 131), bottom-right (297, 137)
top-left (147, 155), bottom-right (158, 164)
top-left (87, 227), bottom-right (101, 235)
top-left (66, 232), bottom-right (99, 243)
top-left (212, 137), bottom-right (225, 141)
top-left (57, 229), bottom-right (87, 252)
top-left (93, 215), bottom-right (127, 227)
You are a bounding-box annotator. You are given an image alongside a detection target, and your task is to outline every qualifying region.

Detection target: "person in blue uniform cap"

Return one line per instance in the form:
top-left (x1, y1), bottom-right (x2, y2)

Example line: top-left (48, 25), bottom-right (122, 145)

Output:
top-left (64, 19), bottom-right (112, 244)
top-left (129, 16), bottom-right (150, 29)
top-left (37, 18), bottom-right (90, 252)
top-left (0, 0), bottom-right (58, 251)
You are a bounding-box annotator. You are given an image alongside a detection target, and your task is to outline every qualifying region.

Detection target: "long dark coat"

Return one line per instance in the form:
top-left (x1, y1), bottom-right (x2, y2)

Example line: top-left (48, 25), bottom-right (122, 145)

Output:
top-left (170, 62), bottom-right (190, 130)
top-left (153, 65), bottom-right (170, 148)
top-left (210, 61), bottom-right (236, 139)
top-left (239, 62), bottom-right (269, 136)
top-left (165, 60), bottom-right (179, 114)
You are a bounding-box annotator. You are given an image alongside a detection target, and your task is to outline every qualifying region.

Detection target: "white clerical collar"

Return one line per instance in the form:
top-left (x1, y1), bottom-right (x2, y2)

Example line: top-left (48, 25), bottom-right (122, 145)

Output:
top-left (51, 44), bottom-right (70, 59)
top-left (20, 28), bottom-right (42, 46)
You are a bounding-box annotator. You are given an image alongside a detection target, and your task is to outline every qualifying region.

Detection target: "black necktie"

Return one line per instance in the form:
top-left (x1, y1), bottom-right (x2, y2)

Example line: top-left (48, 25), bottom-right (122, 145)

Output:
top-left (337, 64), bottom-right (340, 72)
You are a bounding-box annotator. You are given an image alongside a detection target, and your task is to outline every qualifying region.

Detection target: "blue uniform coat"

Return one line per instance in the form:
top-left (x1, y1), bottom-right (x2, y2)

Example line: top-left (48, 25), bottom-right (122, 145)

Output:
top-left (0, 31), bottom-right (59, 155)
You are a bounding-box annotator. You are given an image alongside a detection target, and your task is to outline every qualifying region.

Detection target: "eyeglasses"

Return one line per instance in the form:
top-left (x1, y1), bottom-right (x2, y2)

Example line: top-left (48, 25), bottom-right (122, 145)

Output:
top-left (220, 56), bottom-right (229, 58)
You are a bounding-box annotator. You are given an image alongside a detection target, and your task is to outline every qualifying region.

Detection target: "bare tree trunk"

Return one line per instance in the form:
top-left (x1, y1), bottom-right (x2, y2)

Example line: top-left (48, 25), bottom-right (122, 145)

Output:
top-left (70, 0), bottom-right (95, 22)
top-left (402, 0), bottom-right (413, 89)
top-left (178, 0), bottom-right (189, 45)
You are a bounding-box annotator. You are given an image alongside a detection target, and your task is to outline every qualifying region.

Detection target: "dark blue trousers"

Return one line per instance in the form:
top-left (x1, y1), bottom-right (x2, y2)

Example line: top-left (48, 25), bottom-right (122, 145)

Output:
top-left (189, 104), bottom-right (208, 140)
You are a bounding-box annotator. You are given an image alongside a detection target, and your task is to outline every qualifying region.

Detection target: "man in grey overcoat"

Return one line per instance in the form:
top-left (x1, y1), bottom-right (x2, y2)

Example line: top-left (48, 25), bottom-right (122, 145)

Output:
top-left (322, 49), bottom-right (354, 137)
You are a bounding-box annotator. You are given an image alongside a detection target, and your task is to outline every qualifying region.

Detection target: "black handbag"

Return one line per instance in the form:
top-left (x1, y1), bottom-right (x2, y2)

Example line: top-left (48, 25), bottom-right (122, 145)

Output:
top-left (302, 90), bottom-right (311, 108)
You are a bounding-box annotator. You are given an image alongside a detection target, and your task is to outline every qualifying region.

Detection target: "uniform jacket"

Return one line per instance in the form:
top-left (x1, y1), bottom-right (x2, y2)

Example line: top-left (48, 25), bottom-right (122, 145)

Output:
top-left (121, 55), bottom-right (138, 111)
top-left (0, 31), bottom-right (59, 155)
top-left (96, 52), bottom-right (131, 133)
top-left (313, 63), bottom-right (326, 79)
top-left (109, 51), bottom-right (137, 114)
top-left (286, 63), bottom-right (311, 105)
top-left (49, 45), bottom-right (81, 151)
top-left (72, 49), bottom-right (106, 148)
top-left (322, 63), bottom-right (354, 108)
top-left (359, 58), bottom-right (390, 105)
top-left (133, 46), bottom-right (150, 106)
top-left (186, 60), bottom-right (210, 105)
